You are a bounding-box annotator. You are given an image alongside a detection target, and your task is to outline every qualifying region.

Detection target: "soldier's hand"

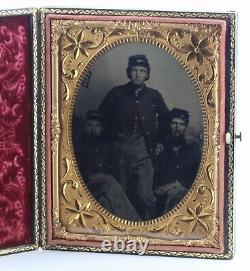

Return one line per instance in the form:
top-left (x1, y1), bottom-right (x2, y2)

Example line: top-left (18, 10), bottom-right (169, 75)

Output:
top-left (154, 186), bottom-right (166, 196)
top-left (154, 184), bottom-right (171, 196)
top-left (155, 143), bottom-right (164, 155)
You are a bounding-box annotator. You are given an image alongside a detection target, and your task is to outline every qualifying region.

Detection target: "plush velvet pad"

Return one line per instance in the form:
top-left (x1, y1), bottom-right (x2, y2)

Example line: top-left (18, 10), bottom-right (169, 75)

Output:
top-left (0, 15), bottom-right (32, 248)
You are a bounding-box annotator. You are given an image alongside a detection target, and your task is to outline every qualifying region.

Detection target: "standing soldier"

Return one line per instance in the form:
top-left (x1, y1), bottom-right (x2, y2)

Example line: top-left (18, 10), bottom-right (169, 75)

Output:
top-left (99, 55), bottom-right (169, 220)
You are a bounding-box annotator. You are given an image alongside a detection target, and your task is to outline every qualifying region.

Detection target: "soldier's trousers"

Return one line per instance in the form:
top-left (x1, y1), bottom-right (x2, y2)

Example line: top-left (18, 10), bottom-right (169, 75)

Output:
top-left (113, 134), bottom-right (156, 220)
top-left (87, 173), bottom-right (141, 221)
top-left (157, 185), bottom-right (188, 215)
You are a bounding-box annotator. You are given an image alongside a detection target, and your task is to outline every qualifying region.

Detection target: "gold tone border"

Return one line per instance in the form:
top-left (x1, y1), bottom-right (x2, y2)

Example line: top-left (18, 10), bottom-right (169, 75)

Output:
top-left (41, 8), bottom-right (235, 259)
top-left (53, 20), bottom-right (218, 245)
top-left (226, 12), bottom-right (235, 259)
top-left (0, 8), bottom-right (39, 256)
top-left (40, 9), bottom-right (48, 248)
top-left (69, 37), bottom-right (208, 227)
top-left (31, 7), bottom-right (40, 250)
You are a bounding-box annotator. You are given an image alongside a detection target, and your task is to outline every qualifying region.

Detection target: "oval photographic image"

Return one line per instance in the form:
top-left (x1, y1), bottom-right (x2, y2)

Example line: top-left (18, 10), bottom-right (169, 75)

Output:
top-left (72, 42), bottom-right (203, 221)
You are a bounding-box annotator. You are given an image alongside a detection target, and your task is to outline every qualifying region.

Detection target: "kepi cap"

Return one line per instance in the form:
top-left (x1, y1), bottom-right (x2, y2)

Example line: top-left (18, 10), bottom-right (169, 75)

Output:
top-left (169, 108), bottom-right (190, 124)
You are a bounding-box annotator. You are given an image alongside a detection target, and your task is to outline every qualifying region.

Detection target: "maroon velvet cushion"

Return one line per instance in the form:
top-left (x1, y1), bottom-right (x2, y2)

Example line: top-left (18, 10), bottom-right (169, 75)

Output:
top-left (0, 15), bottom-right (32, 248)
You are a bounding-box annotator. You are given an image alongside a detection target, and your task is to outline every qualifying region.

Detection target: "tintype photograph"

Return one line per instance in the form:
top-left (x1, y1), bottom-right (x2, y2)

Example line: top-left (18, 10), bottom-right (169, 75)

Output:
top-left (72, 43), bottom-right (203, 221)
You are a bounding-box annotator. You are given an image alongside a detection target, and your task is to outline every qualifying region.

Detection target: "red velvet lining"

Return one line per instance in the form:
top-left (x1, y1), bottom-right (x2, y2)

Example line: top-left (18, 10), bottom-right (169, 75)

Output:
top-left (0, 15), bottom-right (32, 248)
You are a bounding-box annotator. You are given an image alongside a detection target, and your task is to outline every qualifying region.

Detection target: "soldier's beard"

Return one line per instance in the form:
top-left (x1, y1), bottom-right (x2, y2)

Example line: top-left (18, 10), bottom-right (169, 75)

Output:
top-left (133, 80), bottom-right (143, 86)
top-left (84, 132), bottom-right (102, 142)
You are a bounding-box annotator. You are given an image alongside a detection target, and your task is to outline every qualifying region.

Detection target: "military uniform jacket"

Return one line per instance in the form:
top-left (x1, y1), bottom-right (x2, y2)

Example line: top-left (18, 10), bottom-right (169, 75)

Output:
top-left (154, 139), bottom-right (201, 189)
top-left (76, 134), bottom-right (113, 180)
top-left (98, 82), bottom-right (170, 156)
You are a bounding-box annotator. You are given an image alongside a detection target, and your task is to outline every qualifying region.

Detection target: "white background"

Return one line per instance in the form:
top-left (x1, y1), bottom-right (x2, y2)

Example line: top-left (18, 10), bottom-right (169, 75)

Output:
top-left (0, 0), bottom-right (247, 270)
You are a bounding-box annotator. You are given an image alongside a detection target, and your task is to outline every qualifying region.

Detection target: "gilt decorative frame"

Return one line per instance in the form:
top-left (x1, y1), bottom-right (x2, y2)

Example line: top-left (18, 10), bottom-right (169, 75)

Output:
top-left (41, 8), bottom-right (235, 259)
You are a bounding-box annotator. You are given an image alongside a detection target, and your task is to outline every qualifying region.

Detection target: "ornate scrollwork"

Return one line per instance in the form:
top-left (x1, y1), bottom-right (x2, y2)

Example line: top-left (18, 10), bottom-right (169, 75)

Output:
top-left (63, 29), bottom-right (105, 59)
top-left (56, 24), bottom-right (107, 107)
top-left (206, 163), bottom-right (214, 185)
top-left (66, 199), bottom-right (93, 227)
top-left (110, 20), bottom-right (164, 40)
top-left (53, 209), bottom-right (67, 238)
top-left (60, 157), bottom-right (110, 232)
top-left (62, 185), bottom-right (111, 231)
top-left (167, 184), bottom-right (215, 240)
top-left (181, 204), bottom-right (211, 233)
top-left (51, 107), bottom-right (60, 154)
top-left (50, 18), bottom-right (223, 248)
top-left (167, 24), bottom-right (221, 110)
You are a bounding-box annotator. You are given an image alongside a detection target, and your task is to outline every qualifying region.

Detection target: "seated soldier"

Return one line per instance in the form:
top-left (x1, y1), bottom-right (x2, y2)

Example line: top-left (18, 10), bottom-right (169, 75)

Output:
top-left (154, 108), bottom-right (202, 215)
top-left (75, 110), bottom-right (141, 221)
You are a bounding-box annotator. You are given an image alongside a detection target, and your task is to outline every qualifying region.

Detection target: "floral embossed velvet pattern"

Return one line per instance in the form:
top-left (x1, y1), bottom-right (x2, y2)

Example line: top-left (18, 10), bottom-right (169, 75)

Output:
top-left (0, 16), bottom-right (32, 248)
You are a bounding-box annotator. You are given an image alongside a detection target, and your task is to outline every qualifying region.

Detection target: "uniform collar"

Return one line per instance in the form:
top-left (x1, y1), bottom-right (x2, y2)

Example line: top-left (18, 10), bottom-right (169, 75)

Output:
top-left (126, 81), bottom-right (147, 95)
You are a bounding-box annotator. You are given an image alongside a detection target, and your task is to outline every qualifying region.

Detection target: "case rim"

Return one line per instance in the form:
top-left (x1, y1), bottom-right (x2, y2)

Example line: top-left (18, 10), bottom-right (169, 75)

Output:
top-left (0, 7), bottom-right (235, 259)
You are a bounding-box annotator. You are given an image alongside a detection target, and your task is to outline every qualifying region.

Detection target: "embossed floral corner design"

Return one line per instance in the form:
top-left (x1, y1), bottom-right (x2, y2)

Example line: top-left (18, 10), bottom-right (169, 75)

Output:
top-left (168, 24), bottom-right (222, 108)
top-left (50, 19), bottom-right (222, 247)
top-left (180, 34), bottom-right (213, 66)
top-left (182, 204), bottom-right (211, 233)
